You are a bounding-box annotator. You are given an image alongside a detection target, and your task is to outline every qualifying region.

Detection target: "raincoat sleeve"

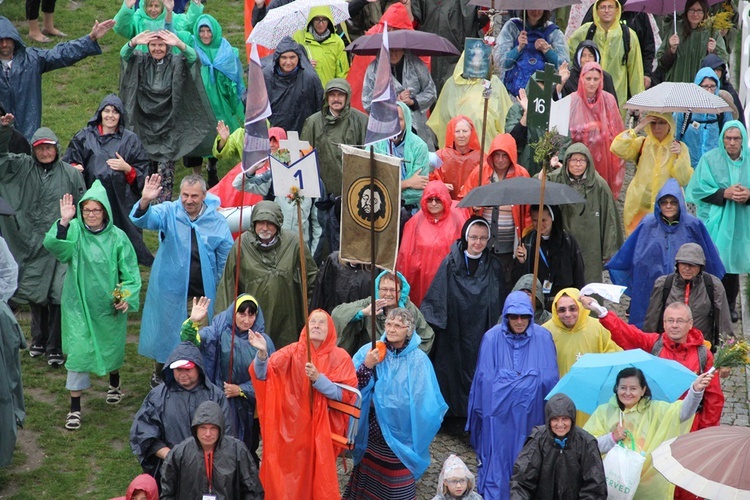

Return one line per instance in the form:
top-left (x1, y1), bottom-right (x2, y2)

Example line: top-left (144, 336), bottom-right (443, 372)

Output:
top-left (232, 170), bottom-right (272, 197)
top-left (410, 57), bottom-right (437, 112)
top-left (63, 131), bottom-right (86, 167)
top-left (113, 2), bottom-right (136, 40)
top-left (610, 129), bottom-right (645, 161)
top-left (626, 29), bottom-right (645, 98)
top-left (43, 220), bottom-right (78, 264)
top-left (599, 311), bottom-right (659, 352)
top-left (0, 237), bottom-right (17, 302)
top-left (159, 446), bottom-right (180, 500)
top-left (129, 201), bottom-right (168, 231)
top-left (361, 62), bottom-right (375, 111)
top-left (130, 389), bottom-right (168, 471)
top-left (509, 427), bottom-right (544, 499)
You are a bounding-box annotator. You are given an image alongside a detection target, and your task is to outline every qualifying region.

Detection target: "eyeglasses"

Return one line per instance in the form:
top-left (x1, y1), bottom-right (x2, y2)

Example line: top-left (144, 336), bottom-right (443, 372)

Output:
top-left (687, 8), bottom-right (704, 14)
top-left (507, 314), bottom-right (531, 320)
top-left (312, 17), bottom-right (328, 23)
top-left (556, 306), bottom-right (579, 314)
top-left (378, 287), bottom-right (398, 294)
top-left (468, 235), bottom-right (489, 242)
top-left (700, 84), bottom-right (717, 91)
top-left (664, 318), bottom-right (690, 325)
top-left (597, 4), bottom-right (616, 10)
top-left (426, 197), bottom-right (442, 204)
top-left (651, 120), bottom-right (669, 127)
top-left (82, 208), bottom-right (103, 215)
top-left (385, 321), bottom-right (410, 330)
top-left (446, 478), bottom-right (469, 486)
top-left (659, 199), bottom-right (679, 206)
top-left (568, 158), bottom-right (587, 165)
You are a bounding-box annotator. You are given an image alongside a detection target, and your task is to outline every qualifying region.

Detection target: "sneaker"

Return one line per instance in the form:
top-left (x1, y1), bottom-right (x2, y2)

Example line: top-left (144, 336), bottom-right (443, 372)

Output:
top-left (29, 344), bottom-right (45, 358)
top-left (150, 372), bottom-right (163, 389)
top-left (65, 411), bottom-right (81, 431)
top-left (106, 385), bottom-right (122, 405)
top-left (48, 353), bottom-right (64, 366)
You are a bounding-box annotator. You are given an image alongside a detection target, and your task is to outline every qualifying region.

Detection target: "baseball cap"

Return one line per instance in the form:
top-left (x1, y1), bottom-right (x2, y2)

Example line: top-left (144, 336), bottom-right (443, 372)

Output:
top-left (169, 359), bottom-right (196, 370)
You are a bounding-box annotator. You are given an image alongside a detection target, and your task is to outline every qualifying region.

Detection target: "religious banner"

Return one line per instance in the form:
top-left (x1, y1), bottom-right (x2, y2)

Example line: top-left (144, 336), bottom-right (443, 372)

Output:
top-left (242, 43), bottom-right (272, 172)
top-left (463, 38), bottom-right (491, 79)
top-left (340, 145), bottom-right (401, 271)
top-left (364, 24), bottom-right (401, 146)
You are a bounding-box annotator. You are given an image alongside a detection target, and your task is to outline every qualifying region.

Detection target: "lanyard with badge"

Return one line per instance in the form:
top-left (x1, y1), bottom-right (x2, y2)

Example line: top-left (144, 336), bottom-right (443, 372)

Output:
top-left (537, 247), bottom-right (553, 294)
top-left (203, 451), bottom-right (216, 500)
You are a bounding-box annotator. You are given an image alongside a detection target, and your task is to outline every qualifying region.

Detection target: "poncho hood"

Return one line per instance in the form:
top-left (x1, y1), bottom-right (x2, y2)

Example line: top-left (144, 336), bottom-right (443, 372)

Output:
top-left (397, 100), bottom-right (415, 139)
top-left (550, 287), bottom-right (591, 333)
top-left (124, 474), bottom-right (158, 500)
top-left (88, 93), bottom-right (127, 129)
top-left (545, 393), bottom-right (577, 431)
top-left (77, 179), bottom-right (114, 232)
top-left (572, 40), bottom-right (601, 71)
top-left (378, 3), bottom-right (413, 30)
top-left (674, 242), bottom-right (706, 268)
top-left (436, 454), bottom-right (477, 497)
top-left (375, 269), bottom-right (410, 307)
top-left (592, 0), bottom-right (622, 29)
top-left (644, 111), bottom-right (676, 145)
top-left (193, 14), bottom-right (223, 50)
top-left (162, 341), bottom-right (207, 388)
top-left (250, 200), bottom-right (283, 231)
top-left (0, 16), bottom-right (25, 54)
top-left (30, 127), bottom-right (61, 163)
top-left (443, 115), bottom-right (481, 151)
top-left (297, 309), bottom-right (341, 355)
top-left (419, 180), bottom-right (452, 221)
top-left (272, 36), bottom-right (306, 70)
top-left (191, 400), bottom-right (226, 441)
top-left (562, 142), bottom-right (596, 183)
top-left (322, 77), bottom-right (352, 116)
top-left (654, 178), bottom-right (687, 223)
top-left (305, 5), bottom-right (334, 30)
top-left (512, 273), bottom-right (546, 310)
top-left (577, 61), bottom-right (605, 101)
top-left (483, 133), bottom-right (519, 174)
top-left (501, 291), bottom-right (534, 331)
top-left (718, 120), bottom-right (749, 165)
top-left (694, 66), bottom-right (721, 93)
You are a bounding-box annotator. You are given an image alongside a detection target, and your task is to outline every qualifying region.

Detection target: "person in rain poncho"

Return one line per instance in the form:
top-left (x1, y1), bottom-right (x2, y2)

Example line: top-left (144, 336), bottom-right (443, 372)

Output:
top-left (397, 181), bottom-right (468, 308)
top-left (548, 143), bottom-right (622, 284)
top-left (333, 270), bottom-right (434, 355)
top-left (430, 115), bottom-right (481, 200)
top-left (612, 111), bottom-right (692, 235)
top-left (427, 52), bottom-right (514, 152)
top-left (568, 61), bottom-right (625, 197)
top-left (180, 295), bottom-right (275, 466)
top-left (114, 0), bottom-right (203, 49)
top-left (557, 40), bottom-right (617, 100)
top-left (583, 366), bottom-right (713, 499)
top-left (701, 53), bottom-right (744, 127)
top-left (160, 400), bottom-right (263, 499)
top-left (467, 291), bottom-right (559, 500)
top-left (63, 94), bottom-right (153, 266)
top-left (687, 121), bottom-right (750, 324)
top-left (607, 178), bottom-right (725, 329)
top-left (110, 474), bottom-right (159, 500)
top-left (0, 114), bottom-right (86, 366)
top-left (433, 454), bottom-right (483, 500)
top-left (0, 235), bottom-right (24, 467)
top-left (542, 288), bottom-right (620, 426)
top-left (510, 394), bottom-right (607, 499)
top-left (249, 309), bottom-right (357, 500)
top-left (422, 216), bottom-right (507, 427)
top-left (44, 181), bottom-right (141, 430)
top-left (675, 67), bottom-right (734, 167)
top-left (344, 308), bottom-right (448, 499)
top-left (130, 174), bottom-right (233, 387)
top-left (292, 6), bottom-right (349, 87)
top-left (512, 274), bottom-right (552, 325)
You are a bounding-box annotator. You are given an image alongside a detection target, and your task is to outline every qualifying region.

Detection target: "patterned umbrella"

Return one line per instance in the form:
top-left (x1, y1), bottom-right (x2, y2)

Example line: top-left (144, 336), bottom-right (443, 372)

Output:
top-left (468, 0), bottom-right (581, 10)
top-left (624, 82), bottom-right (733, 114)
top-left (246, 0), bottom-right (350, 49)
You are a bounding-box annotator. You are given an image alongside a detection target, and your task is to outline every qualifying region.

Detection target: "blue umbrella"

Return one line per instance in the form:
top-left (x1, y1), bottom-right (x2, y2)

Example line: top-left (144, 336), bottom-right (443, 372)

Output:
top-left (546, 349), bottom-right (698, 414)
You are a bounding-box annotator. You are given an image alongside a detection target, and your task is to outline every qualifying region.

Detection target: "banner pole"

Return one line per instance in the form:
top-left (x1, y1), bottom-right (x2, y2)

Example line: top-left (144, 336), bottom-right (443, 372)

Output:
top-left (295, 198), bottom-right (313, 414)
top-left (370, 146), bottom-right (377, 351)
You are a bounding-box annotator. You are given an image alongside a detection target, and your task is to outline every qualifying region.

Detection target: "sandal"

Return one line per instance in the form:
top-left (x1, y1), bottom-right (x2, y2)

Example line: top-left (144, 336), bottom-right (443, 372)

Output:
top-left (28, 33), bottom-right (51, 43)
top-left (65, 411), bottom-right (81, 430)
top-left (106, 385), bottom-right (122, 405)
top-left (41, 28), bottom-right (67, 37)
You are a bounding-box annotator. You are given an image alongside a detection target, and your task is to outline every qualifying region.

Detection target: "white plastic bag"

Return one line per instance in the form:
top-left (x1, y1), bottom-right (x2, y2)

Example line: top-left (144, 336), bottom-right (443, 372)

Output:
top-left (602, 435), bottom-right (646, 500)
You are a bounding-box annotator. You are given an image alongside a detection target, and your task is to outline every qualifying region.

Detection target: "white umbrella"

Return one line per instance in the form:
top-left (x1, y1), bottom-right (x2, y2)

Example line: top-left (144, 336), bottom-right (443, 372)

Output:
top-left (247, 0), bottom-right (350, 49)
top-left (624, 82), bottom-right (733, 114)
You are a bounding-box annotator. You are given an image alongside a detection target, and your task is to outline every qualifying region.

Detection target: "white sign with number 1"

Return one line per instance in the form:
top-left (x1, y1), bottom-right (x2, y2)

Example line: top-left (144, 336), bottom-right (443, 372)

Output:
top-left (269, 149), bottom-right (322, 199)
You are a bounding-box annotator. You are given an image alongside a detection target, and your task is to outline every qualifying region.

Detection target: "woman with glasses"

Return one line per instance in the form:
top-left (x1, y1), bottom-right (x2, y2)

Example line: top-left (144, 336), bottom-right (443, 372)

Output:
top-left (292, 7), bottom-right (349, 87)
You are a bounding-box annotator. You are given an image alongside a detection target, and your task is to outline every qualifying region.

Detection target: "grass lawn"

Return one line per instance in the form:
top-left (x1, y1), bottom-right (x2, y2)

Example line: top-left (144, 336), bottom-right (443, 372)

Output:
top-left (0, 0), bottom-right (246, 496)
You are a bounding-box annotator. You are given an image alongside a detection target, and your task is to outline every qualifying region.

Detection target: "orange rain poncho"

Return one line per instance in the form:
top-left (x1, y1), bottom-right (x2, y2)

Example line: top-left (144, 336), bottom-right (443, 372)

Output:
top-left (431, 115), bottom-right (482, 200)
top-left (569, 62), bottom-right (625, 198)
top-left (250, 310), bottom-right (357, 499)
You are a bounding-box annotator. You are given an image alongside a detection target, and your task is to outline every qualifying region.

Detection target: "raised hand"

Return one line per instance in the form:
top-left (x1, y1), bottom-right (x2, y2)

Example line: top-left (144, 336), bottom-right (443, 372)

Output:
top-left (125, 0), bottom-right (137, 8)
top-left (693, 370), bottom-right (715, 392)
top-left (188, 296), bottom-right (210, 324)
top-left (132, 31), bottom-right (156, 46)
top-left (248, 330), bottom-right (268, 353)
top-left (141, 174), bottom-right (163, 204)
top-left (162, 0), bottom-right (174, 12)
top-left (0, 113), bottom-right (14, 127)
top-left (517, 88), bottom-right (528, 113)
top-left (216, 121), bottom-right (231, 142)
top-left (557, 61), bottom-right (570, 84)
top-left (157, 30), bottom-right (181, 47)
top-left (90, 19), bottom-right (116, 41)
top-left (59, 193), bottom-right (77, 226)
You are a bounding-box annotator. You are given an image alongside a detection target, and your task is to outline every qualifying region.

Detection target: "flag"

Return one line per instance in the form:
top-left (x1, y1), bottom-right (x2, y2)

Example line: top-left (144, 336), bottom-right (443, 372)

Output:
top-left (339, 145), bottom-right (401, 271)
top-left (363, 24), bottom-right (401, 147)
top-left (242, 43), bottom-right (272, 173)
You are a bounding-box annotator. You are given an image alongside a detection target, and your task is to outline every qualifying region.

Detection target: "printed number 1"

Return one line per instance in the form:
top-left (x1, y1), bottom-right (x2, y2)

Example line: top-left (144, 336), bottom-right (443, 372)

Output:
top-left (293, 169), bottom-right (304, 190)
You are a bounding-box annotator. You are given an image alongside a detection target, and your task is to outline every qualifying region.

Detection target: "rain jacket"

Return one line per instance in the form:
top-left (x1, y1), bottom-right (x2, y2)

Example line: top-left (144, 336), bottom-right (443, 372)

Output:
top-left (397, 181), bottom-right (468, 307)
top-left (363, 52), bottom-right (438, 150)
top-left (119, 41), bottom-right (217, 161)
top-left (549, 143), bottom-right (622, 284)
top-left (300, 78), bottom-right (368, 196)
top-left (180, 296), bottom-right (275, 449)
top-left (612, 111), bottom-right (692, 234)
top-left (130, 342), bottom-right (233, 477)
top-left (567, 0), bottom-right (644, 110)
top-left (214, 201), bottom-right (317, 348)
top-left (598, 311), bottom-right (724, 431)
top-left (432, 454), bottom-right (483, 500)
top-left (512, 274), bottom-right (552, 325)
top-left (560, 40), bottom-right (618, 100)
top-left (311, 251), bottom-right (371, 313)
top-left (43, 180), bottom-right (141, 375)
top-left (607, 179), bottom-right (725, 328)
top-left (675, 68), bottom-right (734, 167)
top-left (333, 270), bottom-right (434, 355)
top-left (431, 115), bottom-right (481, 199)
top-left (352, 331), bottom-right (448, 479)
top-left (62, 94), bottom-right (153, 266)
top-left (686, 120), bottom-right (750, 274)
top-left (467, 291), bottom-right (559, 500)
top-left (249, 311), bottom-right (356, 500)
top-left (113, 0), bottom-right (203, 45)
top-left (0, 17), bottom-right (103, 140)
top-left (657, 20), bottom-right (728, 84)
top-left (292, 6), bottom-right (350, 86)
top-left (569, 61), bottom-right (626, 197)
top-left (110, 473), bottom-right (158, 500)
top-left (427, 53), bottom-right (514, 152)
top-left (0, 124), bottom-right (86, 305)
top-left (510, 394), bottom-right (607, 500)
top-left (263, 37), bottom-right (324, 133)
top-left (129, 192), bottom-right (233, 363)
top-left (0, 236), bottom-right (24, 468)
top-left (542, 288), bottom-right (621, 426)
top-left (373, 101), bottom-right (431, 206)
top-left (421, 217), bottom-right (507, 418)
top-left (161, 401), bottom-right (263, 499)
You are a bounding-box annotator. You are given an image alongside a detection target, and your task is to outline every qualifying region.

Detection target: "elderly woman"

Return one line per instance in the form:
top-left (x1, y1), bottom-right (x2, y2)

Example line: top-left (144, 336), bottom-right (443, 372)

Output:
top-left (569, 61), bottom-right (625, 197)
top-left (249, 309), bottom-right (356, 499)
top-left (397, 181), bottom-right (468, 307)
top-left (344, 308), bottom-right (448, 499)
top-left (430, 116), bottom-right (482, 200)
top-left (63, 94), bottom-right (152, 266)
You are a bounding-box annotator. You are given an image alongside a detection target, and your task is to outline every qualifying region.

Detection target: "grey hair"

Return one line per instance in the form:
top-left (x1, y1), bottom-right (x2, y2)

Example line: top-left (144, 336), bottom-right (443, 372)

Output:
top-left (664, 302), bottom-right (693, 321)
top-left (180, 174), bottom-right (207, 193)
top-left (386, 307), bottom-right (415, 331)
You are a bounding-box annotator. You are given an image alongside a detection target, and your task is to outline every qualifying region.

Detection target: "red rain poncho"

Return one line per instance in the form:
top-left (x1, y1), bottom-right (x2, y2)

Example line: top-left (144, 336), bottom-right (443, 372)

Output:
top-left (431, 115), bottom-right (482, 200)
top-left (250, 310), bottom-right (356, 499)
top-left (569, 62), bottom-right (625, 198)
top-left (397, 181), bottom-right (468, 307)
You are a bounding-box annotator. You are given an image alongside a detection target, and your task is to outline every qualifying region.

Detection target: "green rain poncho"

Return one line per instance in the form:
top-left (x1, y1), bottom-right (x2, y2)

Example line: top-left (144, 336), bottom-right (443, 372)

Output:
top-left (114, 0), bottom-right (203, 50)
top-left (686, 121), bottom-right (750, 274)
top-left (43, 180), bottom-right (141, 375)
top-left (656, 20), bottom-right (728, 84)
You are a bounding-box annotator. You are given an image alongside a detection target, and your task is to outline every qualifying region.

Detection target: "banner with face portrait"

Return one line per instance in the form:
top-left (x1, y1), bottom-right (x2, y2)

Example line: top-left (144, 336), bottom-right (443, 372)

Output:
top-left (340, 145), bottom-right (402, 271)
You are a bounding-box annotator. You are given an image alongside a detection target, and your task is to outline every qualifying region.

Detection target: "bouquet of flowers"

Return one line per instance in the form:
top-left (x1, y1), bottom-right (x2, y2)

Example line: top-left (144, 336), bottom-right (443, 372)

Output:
top-left (532, 128), bottom-right (566, 170)
top-left (708, 337), bottom-right (750, 373)
top-left (111, 283), bottom-right (131, 306)
top-left (700, 2), bottom-right (735, 32)
top-left (286, 185), bottom-right (304, 205)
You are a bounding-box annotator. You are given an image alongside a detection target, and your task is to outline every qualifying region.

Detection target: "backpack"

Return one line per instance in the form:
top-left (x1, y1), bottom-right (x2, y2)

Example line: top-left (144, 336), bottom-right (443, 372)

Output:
top-left (652, 336), bottom-right (708, 374)
top-left (585, 21), bottom-right (631, 96)
top-left (503, 20), bottom-right (559, 96)
top-left (655, 272), bottom-right (717, 347)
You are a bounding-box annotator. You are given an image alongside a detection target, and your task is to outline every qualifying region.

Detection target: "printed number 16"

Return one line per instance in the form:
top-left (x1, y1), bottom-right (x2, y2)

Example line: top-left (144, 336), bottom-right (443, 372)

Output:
top-left (533, 97), bottom-right (546, 114)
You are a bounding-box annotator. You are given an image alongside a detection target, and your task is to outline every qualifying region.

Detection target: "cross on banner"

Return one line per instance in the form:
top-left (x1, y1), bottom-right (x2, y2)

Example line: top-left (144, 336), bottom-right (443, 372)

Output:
top-left (527, 63), bottom-right (562, 132)
top-left (279, 131), bottom-right (311, 163)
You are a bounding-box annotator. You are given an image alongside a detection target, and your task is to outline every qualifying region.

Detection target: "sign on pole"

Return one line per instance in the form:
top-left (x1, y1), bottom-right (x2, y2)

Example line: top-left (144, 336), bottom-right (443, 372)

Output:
top-left (270, 150), bottom-right (322, 199)
top-left (527, 63), bottom-right (561, 132)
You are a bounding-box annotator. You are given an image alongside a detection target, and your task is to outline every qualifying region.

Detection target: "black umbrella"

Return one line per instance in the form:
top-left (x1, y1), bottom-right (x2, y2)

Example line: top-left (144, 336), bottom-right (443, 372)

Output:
top-left (0, 196), bottom-right (14, 216)
top-left (345, 31), bottom-right (460, 57)
top-left (457, 177), bottom-right (585, 208)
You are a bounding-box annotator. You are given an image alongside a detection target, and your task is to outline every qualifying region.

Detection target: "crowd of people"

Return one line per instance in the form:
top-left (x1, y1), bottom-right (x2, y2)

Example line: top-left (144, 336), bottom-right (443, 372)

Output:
top-left (0, 0), bottom-right (748, 498)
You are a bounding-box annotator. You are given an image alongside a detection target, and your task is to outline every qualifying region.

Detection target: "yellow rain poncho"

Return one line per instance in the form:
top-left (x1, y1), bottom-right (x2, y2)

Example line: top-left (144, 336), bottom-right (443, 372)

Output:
top-left (427, 52), bottom-right (513, 152)
top-left (611, 112), bottom-right (692, 234)
top-left (543, 288), bottom-right (621, 426)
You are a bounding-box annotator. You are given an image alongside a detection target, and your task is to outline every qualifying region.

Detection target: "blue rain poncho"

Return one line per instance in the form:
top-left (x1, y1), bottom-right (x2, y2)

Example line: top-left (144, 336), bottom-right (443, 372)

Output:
top-left (607, 179), bottom-right (725, 328)
top-left (129, 193), bottom-right (233, 362)
top-left (686, 121), bottom-right (750, 274)
top-left (351, 332), bottom-right (448, 480)
top-left (466, 291), bottom-right (559, 500)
